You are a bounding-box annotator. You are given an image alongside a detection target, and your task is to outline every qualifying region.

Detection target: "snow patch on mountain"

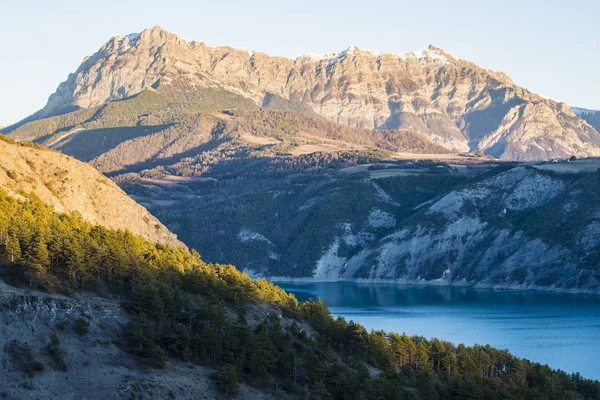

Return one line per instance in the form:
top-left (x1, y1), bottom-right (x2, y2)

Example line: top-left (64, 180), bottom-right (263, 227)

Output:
top-left (571, 106), bottom-right (598, 117)
top-left (116, 33), bottom-right (140, 50)
top-left (290, 46), bottom-right (450, 67)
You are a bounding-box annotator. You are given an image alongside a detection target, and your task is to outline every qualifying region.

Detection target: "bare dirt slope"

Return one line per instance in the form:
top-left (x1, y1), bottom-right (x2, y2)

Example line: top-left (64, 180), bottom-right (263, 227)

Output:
top-left (0, 280), bottom-right (288, 400)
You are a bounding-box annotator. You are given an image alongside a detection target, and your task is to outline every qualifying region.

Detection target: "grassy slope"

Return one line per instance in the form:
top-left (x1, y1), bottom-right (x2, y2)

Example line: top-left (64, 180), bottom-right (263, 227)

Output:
top-left (0, 135), bottom-right (179, 246)
top-left (8, 88), bottom-right (449, 174)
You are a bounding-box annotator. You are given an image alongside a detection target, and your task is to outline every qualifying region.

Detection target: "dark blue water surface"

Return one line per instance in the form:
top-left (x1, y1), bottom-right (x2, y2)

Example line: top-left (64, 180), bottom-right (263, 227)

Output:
top-left (277, 282), bottom-right (600, 379)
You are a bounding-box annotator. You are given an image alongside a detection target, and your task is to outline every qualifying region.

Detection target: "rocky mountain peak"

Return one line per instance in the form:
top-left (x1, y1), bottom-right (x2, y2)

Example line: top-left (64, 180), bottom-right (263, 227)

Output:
top-left (23, 27), bottom-right (600, 160)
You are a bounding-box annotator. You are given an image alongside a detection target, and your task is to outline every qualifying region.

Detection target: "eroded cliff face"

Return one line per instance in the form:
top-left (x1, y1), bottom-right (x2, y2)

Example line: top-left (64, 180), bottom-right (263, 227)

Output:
top-left (313, 167), bottom-right (600, 293)
top-left (38, 26), bottom-right (600, 160)
top-left (0, 280), bottom-right (127, 398)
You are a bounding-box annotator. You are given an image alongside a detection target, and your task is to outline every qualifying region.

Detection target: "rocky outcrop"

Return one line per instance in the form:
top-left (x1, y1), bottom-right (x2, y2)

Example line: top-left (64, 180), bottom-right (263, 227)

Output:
top-left (34, 26), bottom-right (600, 161)
top-left (0, 137), bottom-right (181, 246)
top-left (322, 167), bottom-right (600, 293)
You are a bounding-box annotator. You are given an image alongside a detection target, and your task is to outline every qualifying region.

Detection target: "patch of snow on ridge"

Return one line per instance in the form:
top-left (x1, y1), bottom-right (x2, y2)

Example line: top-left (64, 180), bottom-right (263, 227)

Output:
top-left (290, 46), bottom-right (450, 66)
top-left (398, 49), bottom-right (449, 65)
top-left (290, 52), bottom-right (339, 62)
top-left (238, 229), bottom-right (272, 244)
top-left (571, 106), bottom-right (598, 117)
top-left (116, 33), bottom-right (140, 50)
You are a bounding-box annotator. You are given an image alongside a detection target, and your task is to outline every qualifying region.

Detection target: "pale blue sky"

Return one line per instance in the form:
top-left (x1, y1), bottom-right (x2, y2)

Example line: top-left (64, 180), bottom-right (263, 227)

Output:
top-left (1, 0), bottom-right (598, 126)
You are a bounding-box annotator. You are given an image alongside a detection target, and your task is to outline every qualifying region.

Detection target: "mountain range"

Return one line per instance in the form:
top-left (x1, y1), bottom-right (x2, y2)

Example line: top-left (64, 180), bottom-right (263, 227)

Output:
top-left (6, 25), bottom-right (600, 161)
top-left (573, 107), bottom-right (600, 133)
top-left (3, 25), bottom-right (600, 400)
top-left (3, 26), bottom-right (600, 294)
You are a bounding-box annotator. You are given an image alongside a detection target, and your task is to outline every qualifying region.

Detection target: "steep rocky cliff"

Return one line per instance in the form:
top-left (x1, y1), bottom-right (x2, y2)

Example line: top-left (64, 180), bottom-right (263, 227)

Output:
top-left (20, 26), bottom-right (600, 161)
top-left (357, 165), bottom-right (600, 292)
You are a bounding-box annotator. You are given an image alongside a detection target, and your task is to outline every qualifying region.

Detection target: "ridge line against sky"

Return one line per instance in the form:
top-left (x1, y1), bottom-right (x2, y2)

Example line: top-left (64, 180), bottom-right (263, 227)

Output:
top-left (1, 0), bottom-right (599, 126)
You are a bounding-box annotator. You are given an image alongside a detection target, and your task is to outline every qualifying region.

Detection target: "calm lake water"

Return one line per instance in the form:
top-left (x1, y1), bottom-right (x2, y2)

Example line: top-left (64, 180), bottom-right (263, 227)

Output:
top-left (277, 282), bottom-right (600, 380)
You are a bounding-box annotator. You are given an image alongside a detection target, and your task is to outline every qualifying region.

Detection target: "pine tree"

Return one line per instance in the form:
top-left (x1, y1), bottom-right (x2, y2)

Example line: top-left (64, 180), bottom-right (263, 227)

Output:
top-left (214, 364), bottom-right (239, 397)
top-left (415, 341), bottom-right (432, 372)
top-left (28, 233), bottom-right (49, 267)
top-left (4, 233), bottom-right (21, 262)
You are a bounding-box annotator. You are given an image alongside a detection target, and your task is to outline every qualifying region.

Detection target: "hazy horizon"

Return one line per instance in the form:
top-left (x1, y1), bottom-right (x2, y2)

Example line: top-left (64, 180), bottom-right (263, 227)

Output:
top-left (1, 0), bottom-right (599, 126)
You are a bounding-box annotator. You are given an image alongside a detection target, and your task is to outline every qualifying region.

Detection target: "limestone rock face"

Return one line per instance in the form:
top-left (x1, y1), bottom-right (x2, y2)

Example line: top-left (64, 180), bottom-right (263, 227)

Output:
top-left (39, 26), bottom-right (600, 161)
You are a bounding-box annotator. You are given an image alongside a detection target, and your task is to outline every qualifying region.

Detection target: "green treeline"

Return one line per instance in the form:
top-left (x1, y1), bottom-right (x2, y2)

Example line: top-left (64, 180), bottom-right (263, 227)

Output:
top-left (0, 189), bottom-right (599, 399)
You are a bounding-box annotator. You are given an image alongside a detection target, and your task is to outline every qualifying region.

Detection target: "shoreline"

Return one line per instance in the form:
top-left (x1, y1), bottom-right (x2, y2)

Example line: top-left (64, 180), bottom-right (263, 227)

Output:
top-left (263, 276), bottom-right (600, 296)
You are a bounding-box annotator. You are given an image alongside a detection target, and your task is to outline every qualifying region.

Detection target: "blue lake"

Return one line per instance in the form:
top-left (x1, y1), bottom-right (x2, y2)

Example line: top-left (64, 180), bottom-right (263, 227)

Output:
top-left (277, 282), bottom-right (600, 380)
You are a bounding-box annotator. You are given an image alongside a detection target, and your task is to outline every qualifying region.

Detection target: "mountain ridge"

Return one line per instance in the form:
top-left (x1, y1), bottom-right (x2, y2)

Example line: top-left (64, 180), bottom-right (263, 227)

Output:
top-left (573, 106), bottom-right (600, 132)
top-left (13, 25), bottom-right (600, 161)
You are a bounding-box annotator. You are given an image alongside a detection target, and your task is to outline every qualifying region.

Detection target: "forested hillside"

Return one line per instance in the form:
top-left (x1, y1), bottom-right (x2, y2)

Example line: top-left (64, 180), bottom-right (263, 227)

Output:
top-left (166, 160), bottom-right (600, 294)
top-left (1, 188), bottom-right (599, 399)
